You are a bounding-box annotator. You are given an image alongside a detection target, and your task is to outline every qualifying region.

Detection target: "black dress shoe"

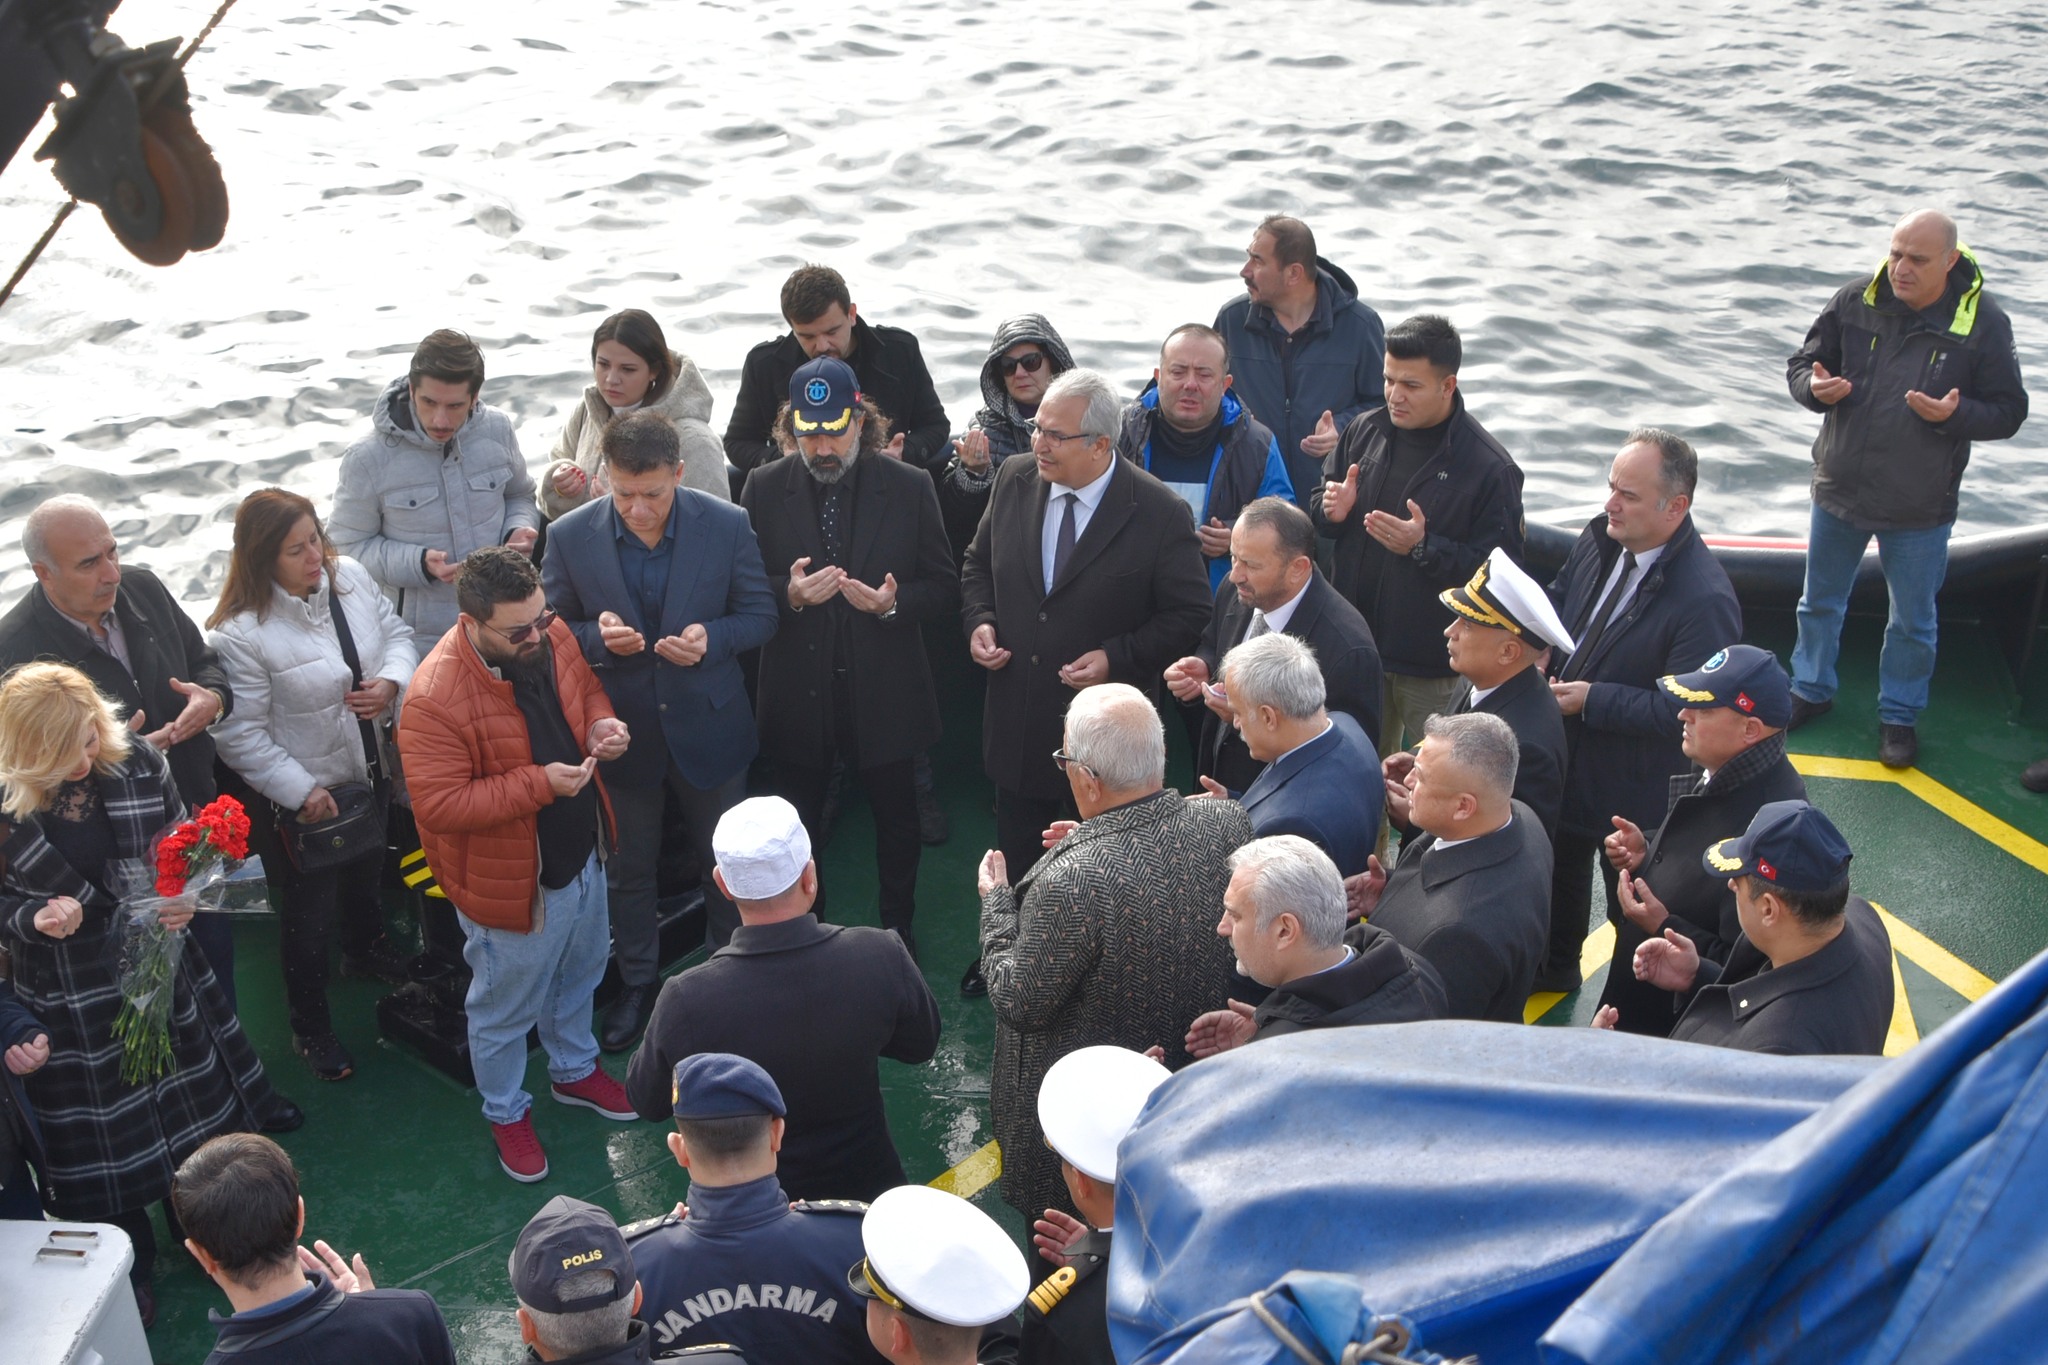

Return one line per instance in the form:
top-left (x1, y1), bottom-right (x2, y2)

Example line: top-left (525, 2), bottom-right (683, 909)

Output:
top-left (1530, 964), bottom-right (1583, 995)
top-left (959, 958), bottom-right (987, 998)
top-left (259, 1097), bottom-right (305, 1133)
top-left (1879, 723), bottom-right (1919, 770)
top-left (601, 984), bottom-right (657, 1053)
top-left (1787, 694), bottom-right (1834, 731)
top-left (2024, 757), bottom-right (2048, 793)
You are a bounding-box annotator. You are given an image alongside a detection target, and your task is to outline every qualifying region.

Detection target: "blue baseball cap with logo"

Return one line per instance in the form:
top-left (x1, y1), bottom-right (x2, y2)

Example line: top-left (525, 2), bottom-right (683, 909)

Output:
top-left (790, 356), bottom-right (860, 434)
top-left (1657, 644), bottom-right (1792, 729)
top-left (1702, 799), bottom-right (1853, 894)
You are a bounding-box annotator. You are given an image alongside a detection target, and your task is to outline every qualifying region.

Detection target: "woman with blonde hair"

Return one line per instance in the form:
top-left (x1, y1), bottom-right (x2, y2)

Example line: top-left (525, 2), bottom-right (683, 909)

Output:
top-left (0, 662), bottom-right (283, 1325)
top-left (208, 488), bottom-right (418, 1082)
top-left (538, 307), bottom-right (729, 517)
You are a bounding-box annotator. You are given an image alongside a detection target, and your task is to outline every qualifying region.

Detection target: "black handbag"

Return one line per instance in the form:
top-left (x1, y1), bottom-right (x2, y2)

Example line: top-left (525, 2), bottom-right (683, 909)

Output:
top-left (278, 584), bottom-right (390, 872)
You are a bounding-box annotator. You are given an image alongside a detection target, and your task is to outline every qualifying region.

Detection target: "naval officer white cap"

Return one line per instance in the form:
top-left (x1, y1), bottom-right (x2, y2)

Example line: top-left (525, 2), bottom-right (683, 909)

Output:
top-left (1037, 1045), bottom-right (1171, 1184)
top-left (712, 796), bottom-right (812, 900)
top-left (846, 1185), bottom-right (1028, 1327)
top-left (1440, 546), bottom-right (1577, 654)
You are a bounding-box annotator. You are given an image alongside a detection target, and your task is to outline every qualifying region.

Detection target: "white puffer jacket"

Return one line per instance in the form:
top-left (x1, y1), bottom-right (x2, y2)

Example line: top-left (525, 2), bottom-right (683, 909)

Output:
top-left (208, 557), bottom-right (420, 813)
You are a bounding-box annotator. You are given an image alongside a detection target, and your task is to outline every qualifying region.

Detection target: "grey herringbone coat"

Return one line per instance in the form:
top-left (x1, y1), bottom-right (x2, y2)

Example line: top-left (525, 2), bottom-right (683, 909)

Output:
top-left (980, 789), bottom-right (1251, 1219)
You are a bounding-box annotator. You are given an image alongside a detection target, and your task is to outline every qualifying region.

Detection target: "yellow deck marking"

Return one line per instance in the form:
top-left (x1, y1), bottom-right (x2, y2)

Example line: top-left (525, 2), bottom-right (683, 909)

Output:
top-left (1524, 921), bottom-right (1618, 1023)
top-left (1873, 904), bottom-right (1996, 1002)
top-left (929, 1140), bottom-right (1002, 1200)
top-left (1884, 943), bottom-right (1920, 1058)
top-left (1790, 754), bottom-right (2048, 878)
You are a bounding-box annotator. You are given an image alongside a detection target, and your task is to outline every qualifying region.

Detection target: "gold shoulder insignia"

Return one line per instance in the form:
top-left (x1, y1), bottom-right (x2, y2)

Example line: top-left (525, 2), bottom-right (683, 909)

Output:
top-left (1027, 1266), bottom-right (1077, 1316)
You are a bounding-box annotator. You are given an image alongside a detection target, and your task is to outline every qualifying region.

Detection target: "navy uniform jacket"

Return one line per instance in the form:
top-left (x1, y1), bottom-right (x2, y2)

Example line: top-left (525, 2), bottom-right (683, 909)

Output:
top-left (1237, 713), bottom-right (1382, 879)
top-left (542, 491), bottom-right (779, 792)
top-left (202, 1272), bottom-right (455, 1365)
top-left (630, 1176), bottom-right (882, 1364)
top-left (1672, 896), bottom-right (1892, 1056)
top-left (1019, 1229), bottom-right (1113, 1365)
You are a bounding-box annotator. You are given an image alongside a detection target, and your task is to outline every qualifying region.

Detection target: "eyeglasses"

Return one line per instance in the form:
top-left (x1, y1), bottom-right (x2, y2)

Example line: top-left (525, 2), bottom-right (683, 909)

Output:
top-left (1051, 748), bottom-right (1095, 775)
top-left (1026, 421), bottom-right (1093, 446)
top-left (997, 351), bottom-right (1048, 377)
top-left (482, 607), bottom-right (558, 644)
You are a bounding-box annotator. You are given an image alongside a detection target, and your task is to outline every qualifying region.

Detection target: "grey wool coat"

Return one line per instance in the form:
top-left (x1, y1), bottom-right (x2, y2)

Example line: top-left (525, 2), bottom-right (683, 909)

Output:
top-left (980, 789), bottom-right (1252, 1220)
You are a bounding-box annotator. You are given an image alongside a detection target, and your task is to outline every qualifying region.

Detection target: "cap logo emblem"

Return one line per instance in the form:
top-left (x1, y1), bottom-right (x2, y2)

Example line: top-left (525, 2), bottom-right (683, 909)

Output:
top-left (561, 1249), bottom-right (605, 1269)
top-left (1703, 650), bottom-right (1728, 672)
top-left (1757, 858), bottom-right (1777, 881)
top-left (805, 378), bottom-right (831, 405)
top-left (1736, 692), bottom-right (1755, 712)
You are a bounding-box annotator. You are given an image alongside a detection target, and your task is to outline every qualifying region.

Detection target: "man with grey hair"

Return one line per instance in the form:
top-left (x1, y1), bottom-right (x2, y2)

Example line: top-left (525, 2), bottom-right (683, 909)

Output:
top-left (961, 366), bottom-right (1211, 996)
top-left (1181, 835), bottom-right (1444, 1057)
top-left (1354, 712), bottom-right (1552, 1022)
top-left (1209, 630), bottom-right (1381, 879)
top-left (509, 1195), bottom-right (651, 1363)
top-left (1540, 428), bottom-right (1740, 995)
top-left (0, 494), bottom-right (255, 1020)
top-left (1785, 208), bottom-right (2029, 771)
top-left (978, 682), bottom-right (1249, 1220)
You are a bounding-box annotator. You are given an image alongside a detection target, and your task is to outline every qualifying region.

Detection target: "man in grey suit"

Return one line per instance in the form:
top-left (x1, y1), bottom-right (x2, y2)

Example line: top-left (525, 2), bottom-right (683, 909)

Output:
top-left (1356, 712), bottom-right (1552, 1023)
top-left (542, 412), bottom-right (779, 1050)
top-left (977, 684), bottom-right (1251, 1221)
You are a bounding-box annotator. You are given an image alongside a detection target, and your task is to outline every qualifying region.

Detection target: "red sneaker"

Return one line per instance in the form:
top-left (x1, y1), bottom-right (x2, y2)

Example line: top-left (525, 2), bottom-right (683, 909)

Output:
top-left (490, 1113), bottom-right (549, 1182)
top-left (552, 1067), bottom-right (636, 1121)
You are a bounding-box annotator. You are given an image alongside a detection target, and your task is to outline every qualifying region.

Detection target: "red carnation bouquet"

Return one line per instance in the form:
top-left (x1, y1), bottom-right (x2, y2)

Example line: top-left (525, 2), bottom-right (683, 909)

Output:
top-left (112, 796), bottom-right (251, 1083)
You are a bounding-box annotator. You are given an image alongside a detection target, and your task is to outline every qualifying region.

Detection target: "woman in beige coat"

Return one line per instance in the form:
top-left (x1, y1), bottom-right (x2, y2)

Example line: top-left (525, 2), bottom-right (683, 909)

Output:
top-left (540, 309), bottom-right (729, 517)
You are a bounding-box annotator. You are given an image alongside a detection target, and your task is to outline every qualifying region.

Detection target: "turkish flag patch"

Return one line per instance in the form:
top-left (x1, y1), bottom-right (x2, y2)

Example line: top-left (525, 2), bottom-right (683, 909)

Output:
top-left (1757, 858), bottom-right (1777, 880)
top-left (1736, 692), bottom-right (1755, 712)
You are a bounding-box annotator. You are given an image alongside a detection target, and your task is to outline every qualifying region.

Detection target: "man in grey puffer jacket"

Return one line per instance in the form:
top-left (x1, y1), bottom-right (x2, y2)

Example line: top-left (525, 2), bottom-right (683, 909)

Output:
top-left (329, 330), bottom-right (542, 642)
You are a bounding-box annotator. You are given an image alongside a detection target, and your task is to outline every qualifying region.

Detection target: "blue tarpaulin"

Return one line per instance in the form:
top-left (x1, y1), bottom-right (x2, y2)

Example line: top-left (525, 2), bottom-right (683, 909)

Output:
top-left (1543, 944), bottom-right (2048, 1364)
top-left (1111, 1021), bottom-right (1877, 1364)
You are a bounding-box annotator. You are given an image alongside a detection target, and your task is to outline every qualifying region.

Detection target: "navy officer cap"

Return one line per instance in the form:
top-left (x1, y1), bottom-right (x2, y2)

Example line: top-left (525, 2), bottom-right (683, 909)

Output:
top-left (672, 1052), bottom-right (786, 1121)
top-left (790, 356), bottom-right (861, 434)
top-left (1702, 799), bottom-right (1853, 895)
top-left (509, 1195), bottom-right (635, 1314)
top-left (1658, 644), bottom-right (1792, 729)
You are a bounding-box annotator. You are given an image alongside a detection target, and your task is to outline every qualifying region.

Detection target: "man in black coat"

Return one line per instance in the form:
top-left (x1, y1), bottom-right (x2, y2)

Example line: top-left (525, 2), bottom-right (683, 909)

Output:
top-left (2, 495), bottom-right (239, 993)
top-left (741, 359), bottom-right (958, 953)
top-left (723, 264), bottom-right (951, 479)
top-left (1613, 801), bottom-right (1892, 1056)
top-left (1179, 834), bottom-right (1445, 1058)
top-left (1394, 546), bottom-right (1572, 838)
top-left (1596, 646), bottom-right (1808, 1035)
top-left (1312, 315), bottom-right (1525, 768)
top-left (1541, 429), bottom-right (1741, 993)
top-left (1356, 713), bottom-right (1552, 1023)
top-left (625, 798), bottom-right (940, 1203)
top-left (960, 368), bottom-right (1212, 886)
top-left (1166, 496), bottom-right (1382, 791)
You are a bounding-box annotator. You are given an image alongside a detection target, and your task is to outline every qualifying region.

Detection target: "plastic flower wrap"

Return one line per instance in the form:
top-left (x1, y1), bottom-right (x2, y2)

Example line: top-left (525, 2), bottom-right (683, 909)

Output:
top-left (111, 796), bottom-right (251, 1084)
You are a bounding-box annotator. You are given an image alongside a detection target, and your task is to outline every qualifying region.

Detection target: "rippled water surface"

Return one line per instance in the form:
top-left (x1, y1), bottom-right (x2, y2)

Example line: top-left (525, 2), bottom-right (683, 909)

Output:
top-left (2, 0), bottom-right (2044, 606)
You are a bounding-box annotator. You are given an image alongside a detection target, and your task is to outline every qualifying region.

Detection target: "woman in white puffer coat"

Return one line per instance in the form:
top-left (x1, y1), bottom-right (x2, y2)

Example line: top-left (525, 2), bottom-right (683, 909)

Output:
top-left (539, 308), bottom-right (730, 518)
top-left (207, 488), bottom-right (418, 1082)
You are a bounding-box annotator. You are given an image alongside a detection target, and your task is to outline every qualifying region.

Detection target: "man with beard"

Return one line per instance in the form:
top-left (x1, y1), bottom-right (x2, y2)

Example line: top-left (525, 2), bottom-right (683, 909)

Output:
top-left (740, 359), bottom-right (957, 955)
top-left (398, 547), bottom-right (637, 1183)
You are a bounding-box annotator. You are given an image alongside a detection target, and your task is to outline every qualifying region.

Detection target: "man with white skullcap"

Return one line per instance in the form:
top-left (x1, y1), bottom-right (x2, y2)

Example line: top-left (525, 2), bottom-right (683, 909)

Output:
top-left (1389, 545), bottom-right (1573, 841)
top-left (1016, 1046), bottom-right (1169, 1365)
top-left (625, 797), bottom-right (941, 1202)
top-left (849, 1185), bottom-right (1028, 1365)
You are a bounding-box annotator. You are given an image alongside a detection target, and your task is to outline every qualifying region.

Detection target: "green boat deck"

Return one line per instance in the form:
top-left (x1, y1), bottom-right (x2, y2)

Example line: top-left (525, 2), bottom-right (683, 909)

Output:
top-left (129, 606), bottom-right (2048, 1363)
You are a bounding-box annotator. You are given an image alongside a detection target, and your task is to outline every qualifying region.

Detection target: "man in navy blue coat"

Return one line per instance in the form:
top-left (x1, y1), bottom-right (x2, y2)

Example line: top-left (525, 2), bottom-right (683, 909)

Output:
top-left (542, 411), bottom-right (779, 1048)
top-left (1541, 429), bottom-right (1741, 994)
top-left (1209, 631), bottom-right (1381, 879)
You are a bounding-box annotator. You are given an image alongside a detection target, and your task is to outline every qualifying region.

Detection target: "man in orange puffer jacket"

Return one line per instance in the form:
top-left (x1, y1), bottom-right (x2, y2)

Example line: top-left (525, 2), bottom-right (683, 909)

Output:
top-left (398, 547), bottom-right (638, 1182)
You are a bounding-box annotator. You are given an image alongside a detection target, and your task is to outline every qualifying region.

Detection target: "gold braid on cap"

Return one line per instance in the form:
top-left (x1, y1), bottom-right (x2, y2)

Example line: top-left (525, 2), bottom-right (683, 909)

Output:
top-left (1661, 677), bottom-right (1717, 704)
top-left (1443, 559), bottom-right (1523, 635)
top-left (791, 406), bottom-right (855, 434)
top-left (1705, 841), bottom-right (1745, 873)
top-left (860, 1259), bottom-right (906, 1311)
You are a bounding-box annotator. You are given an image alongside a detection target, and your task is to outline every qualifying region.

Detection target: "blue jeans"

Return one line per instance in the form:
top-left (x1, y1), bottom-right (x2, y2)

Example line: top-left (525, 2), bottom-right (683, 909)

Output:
top-left (1791, 503), bottom-right (1952, 726)
top-left (457, 851), bottom-right (608, 1125)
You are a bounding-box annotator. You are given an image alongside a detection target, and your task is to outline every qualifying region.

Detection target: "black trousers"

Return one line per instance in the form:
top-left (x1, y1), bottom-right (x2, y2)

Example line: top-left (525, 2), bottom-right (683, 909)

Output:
top-left (107, 1198), bottom-right (184, 1286)
top-left (777, 756), bottom-right (919, 943)
top-left (610, 764), bottom-right (746, 968)
top-left (1548, 828), bottom-right (1622, 976)
top-left (245, 792), bottom-right (385, 1038)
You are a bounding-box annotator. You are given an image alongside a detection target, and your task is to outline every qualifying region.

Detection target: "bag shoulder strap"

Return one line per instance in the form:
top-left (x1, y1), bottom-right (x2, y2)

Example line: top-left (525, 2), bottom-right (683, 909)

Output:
top-left (328, 582), bottom-right (381, 777)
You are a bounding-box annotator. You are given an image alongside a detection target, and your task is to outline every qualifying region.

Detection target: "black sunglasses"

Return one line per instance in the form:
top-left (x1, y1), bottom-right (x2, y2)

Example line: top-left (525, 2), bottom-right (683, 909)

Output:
top-left (482, 607), bottom-right (559, 645)
top-left (997, 352), bottom-right (1048, 377)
